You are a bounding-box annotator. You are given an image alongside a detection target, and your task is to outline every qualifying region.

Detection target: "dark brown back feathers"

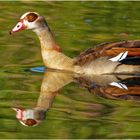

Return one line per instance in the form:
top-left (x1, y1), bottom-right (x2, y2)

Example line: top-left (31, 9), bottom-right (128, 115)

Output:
top-left (74, 40), bottom-right (140, 66)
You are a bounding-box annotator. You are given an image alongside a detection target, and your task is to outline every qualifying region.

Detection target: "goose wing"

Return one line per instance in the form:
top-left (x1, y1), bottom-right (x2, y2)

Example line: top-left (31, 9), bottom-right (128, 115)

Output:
top-left (74, 40), bottom-right (140, 66)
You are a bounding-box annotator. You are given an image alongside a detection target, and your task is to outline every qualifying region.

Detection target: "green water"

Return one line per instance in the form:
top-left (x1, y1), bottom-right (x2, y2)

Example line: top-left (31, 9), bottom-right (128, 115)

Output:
top-left (0, 1), bottom-right (140, 139)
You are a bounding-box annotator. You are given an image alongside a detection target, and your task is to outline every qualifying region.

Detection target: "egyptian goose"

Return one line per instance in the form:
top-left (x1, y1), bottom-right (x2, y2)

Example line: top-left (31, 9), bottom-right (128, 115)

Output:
top-left (10, 12), bottom-right (140, 74)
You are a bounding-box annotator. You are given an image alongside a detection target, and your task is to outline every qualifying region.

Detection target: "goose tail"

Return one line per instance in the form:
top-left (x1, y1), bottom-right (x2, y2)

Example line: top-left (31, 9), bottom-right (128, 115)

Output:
top-left (115, 64), bottom-right (140, 74)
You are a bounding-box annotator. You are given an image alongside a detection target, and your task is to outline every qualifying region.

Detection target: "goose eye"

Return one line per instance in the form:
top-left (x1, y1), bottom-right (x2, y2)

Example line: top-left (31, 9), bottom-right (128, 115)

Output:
top-left (26, 13), bottom-right (38, 22)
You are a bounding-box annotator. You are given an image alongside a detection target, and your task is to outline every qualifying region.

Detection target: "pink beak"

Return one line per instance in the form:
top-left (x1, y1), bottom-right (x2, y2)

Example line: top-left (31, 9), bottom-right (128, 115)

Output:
top-left (12, 107), bottom-right (24, 120)
top-left (10, 21), bottom-right (25, 34)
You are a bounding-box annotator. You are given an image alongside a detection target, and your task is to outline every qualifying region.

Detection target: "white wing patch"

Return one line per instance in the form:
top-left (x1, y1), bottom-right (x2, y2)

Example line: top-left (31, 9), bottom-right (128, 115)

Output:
top-left (110, 82), bottom-right (128, 90)
top-left (109, 51), bottom-right (128, 62)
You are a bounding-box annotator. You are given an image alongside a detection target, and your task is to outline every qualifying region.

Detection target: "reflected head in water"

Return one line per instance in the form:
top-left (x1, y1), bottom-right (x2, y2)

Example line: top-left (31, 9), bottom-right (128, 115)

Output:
top-left (12, 107), bottom-right (46, 127)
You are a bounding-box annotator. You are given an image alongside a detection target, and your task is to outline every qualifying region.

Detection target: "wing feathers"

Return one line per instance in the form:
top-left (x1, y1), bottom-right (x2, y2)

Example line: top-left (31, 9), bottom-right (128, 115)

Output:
top-left (74, 40), bottom-right (140, 66)
top-left (109, 51), bottom-right (128, 62)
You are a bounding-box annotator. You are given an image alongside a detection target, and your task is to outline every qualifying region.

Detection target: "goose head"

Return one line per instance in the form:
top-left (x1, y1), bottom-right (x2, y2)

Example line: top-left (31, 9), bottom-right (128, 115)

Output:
top-left (12, 107), bottom-right (46, 127)
top-left (10, 12), bottom-right (47, 34)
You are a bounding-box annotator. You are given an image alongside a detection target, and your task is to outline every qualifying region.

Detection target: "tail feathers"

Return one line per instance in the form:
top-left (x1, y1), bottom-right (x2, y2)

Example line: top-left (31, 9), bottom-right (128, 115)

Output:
top-left (115, 64), bottom-right (140, 74)
top-left (121, 57), bottom-right (140, 65)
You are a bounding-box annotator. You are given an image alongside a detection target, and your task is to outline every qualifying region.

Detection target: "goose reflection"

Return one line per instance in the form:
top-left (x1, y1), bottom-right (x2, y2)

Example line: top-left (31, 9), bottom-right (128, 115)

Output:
top-left (75, 74), bottom-right (140, 100)
top-left (12, 69), bottom-right (74, 127)
top-left (12, 69), bottom-right (140, 126)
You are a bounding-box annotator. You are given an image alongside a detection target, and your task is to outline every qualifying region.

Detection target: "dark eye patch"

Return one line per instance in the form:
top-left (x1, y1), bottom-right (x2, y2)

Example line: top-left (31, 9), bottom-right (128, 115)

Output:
top-left (26, 13), bottom-right (38, 22)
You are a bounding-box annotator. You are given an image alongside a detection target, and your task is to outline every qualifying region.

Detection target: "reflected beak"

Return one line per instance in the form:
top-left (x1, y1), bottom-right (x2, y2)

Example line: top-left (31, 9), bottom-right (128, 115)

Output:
top-left (9, 21), bottom-right (26, 35)
top-left (12, 107), bottom-right (18, 112)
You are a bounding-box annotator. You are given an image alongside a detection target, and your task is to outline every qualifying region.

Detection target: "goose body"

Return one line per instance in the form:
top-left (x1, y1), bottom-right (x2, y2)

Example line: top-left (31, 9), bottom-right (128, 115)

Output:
top-left (10, 12), bottom-right (140, 74)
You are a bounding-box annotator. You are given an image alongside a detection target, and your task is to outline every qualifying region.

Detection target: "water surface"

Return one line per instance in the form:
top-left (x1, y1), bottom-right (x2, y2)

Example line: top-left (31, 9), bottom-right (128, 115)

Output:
top-left (0, 1), bottom-right (140, 139)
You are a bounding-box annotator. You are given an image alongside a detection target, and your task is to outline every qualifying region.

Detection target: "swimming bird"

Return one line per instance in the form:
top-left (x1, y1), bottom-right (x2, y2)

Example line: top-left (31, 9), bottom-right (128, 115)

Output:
top-left (10, 12), bottom-right (140, 74)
